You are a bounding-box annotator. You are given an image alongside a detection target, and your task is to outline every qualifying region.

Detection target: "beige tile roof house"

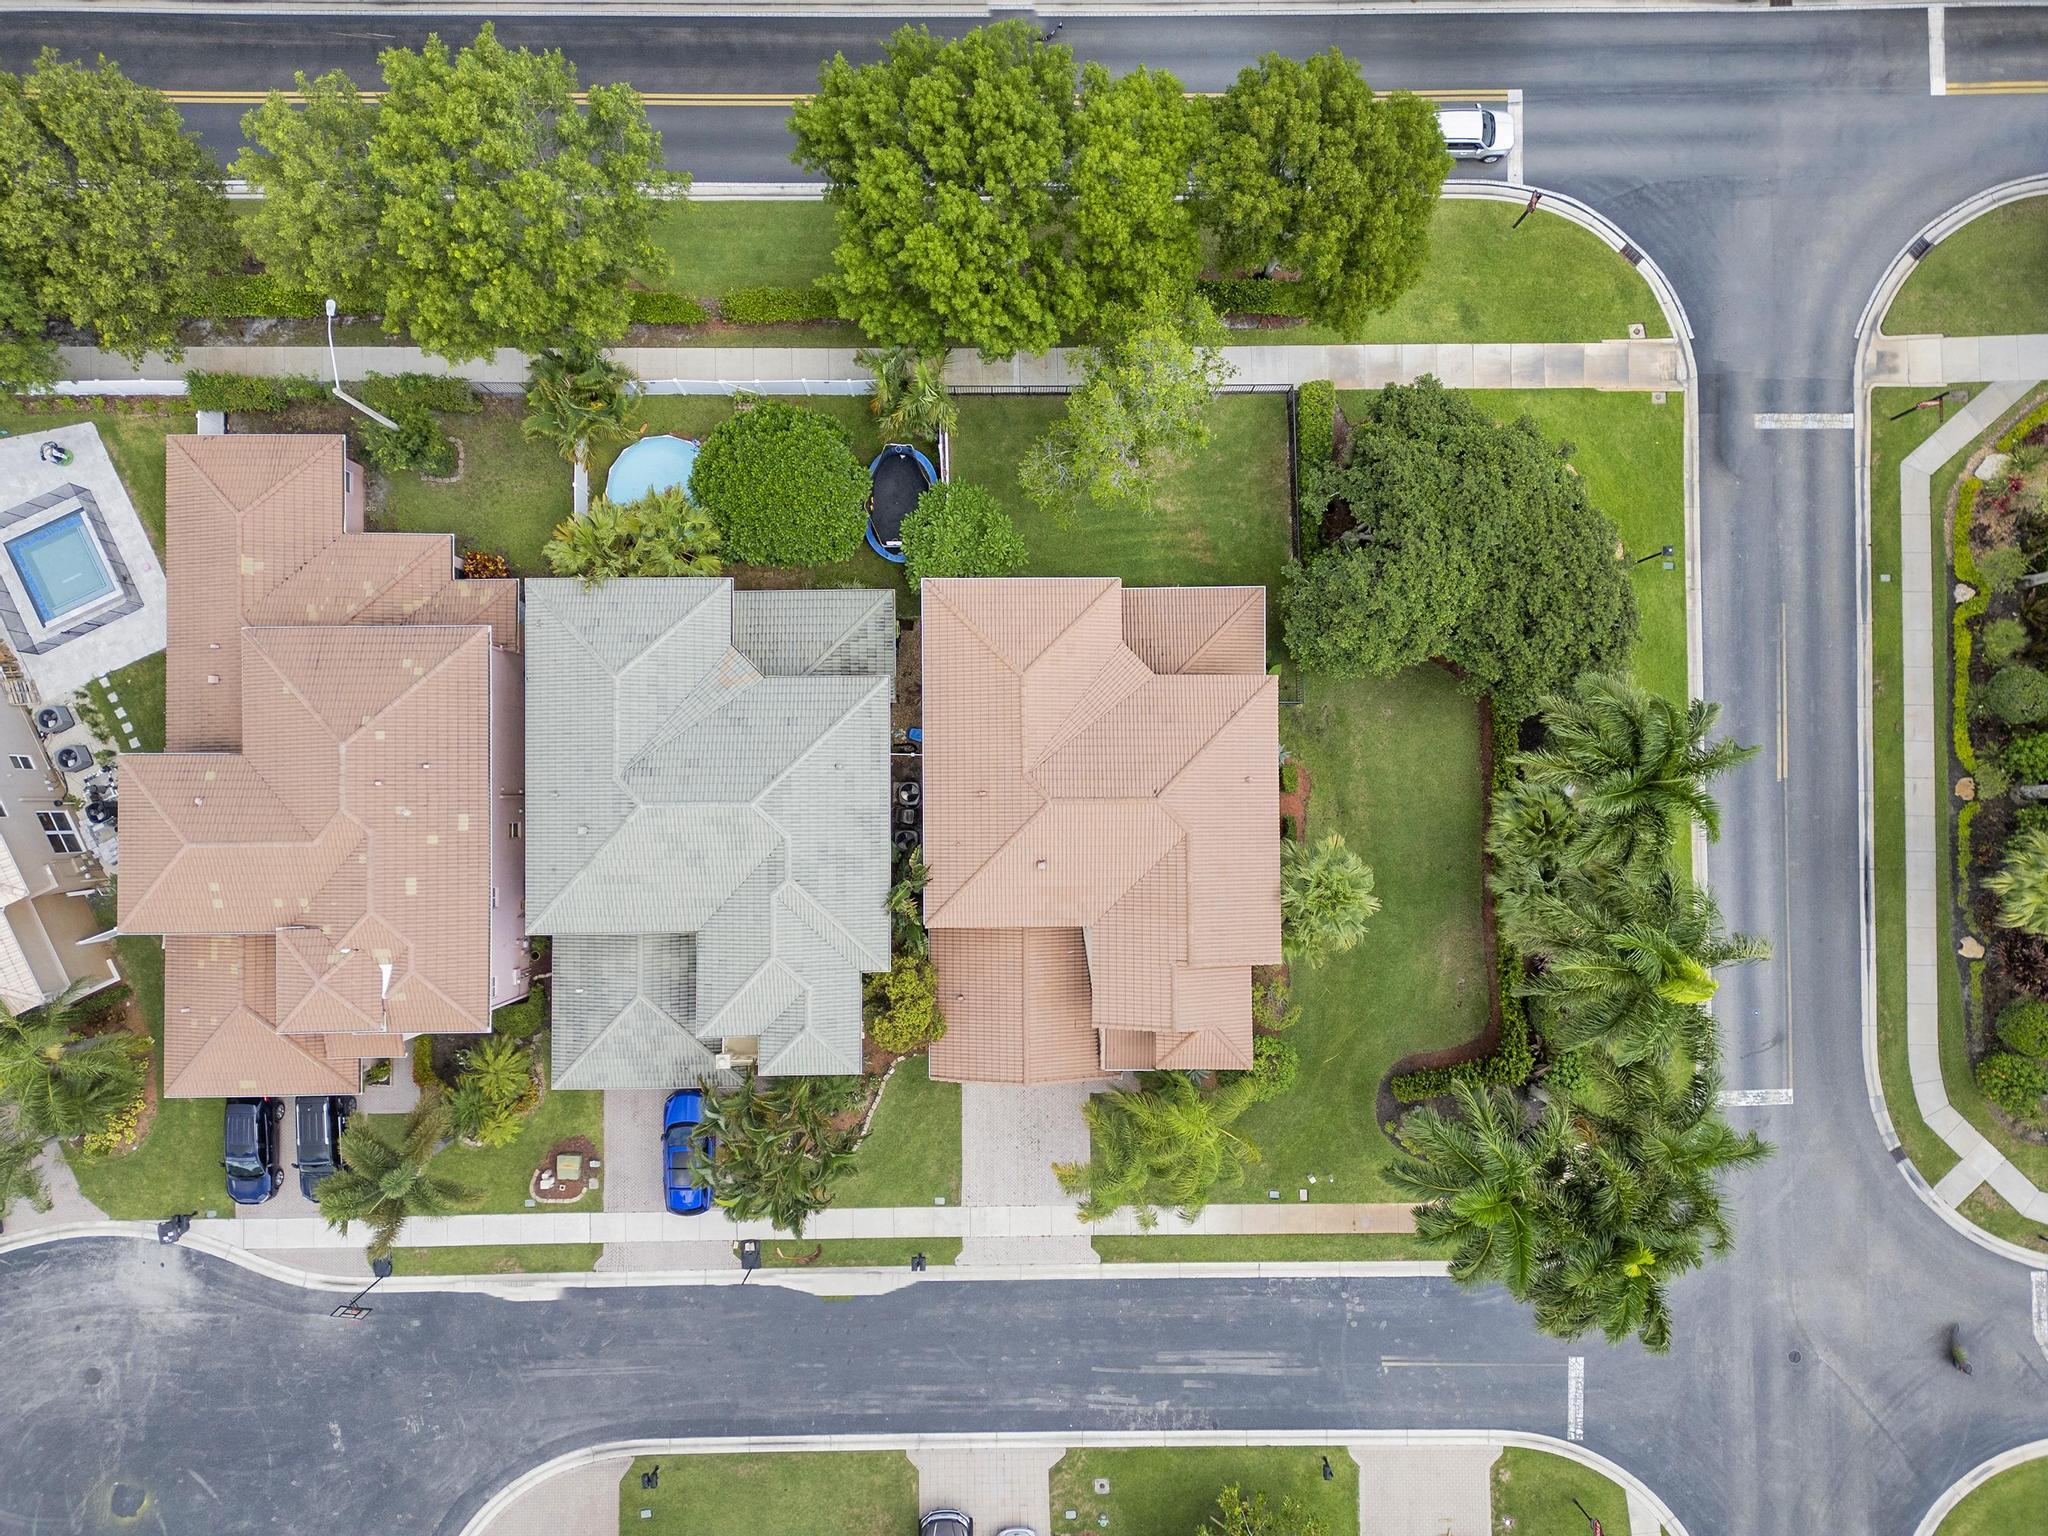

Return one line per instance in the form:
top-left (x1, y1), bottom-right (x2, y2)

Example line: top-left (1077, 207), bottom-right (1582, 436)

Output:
top-left (920, 577), bottom-right (1282, 1084)
top-left (118, 435), bottom-right (527, 1098)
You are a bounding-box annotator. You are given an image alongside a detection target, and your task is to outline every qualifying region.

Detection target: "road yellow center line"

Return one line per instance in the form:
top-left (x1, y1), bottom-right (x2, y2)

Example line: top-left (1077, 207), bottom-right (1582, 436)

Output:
top-left (1944, 79), bottom-right (2048, 94)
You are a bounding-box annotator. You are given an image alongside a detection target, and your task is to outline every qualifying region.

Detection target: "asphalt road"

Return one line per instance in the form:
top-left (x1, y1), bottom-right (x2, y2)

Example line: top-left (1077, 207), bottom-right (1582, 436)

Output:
top-left (5, 7), bottom-right (2048, 1535)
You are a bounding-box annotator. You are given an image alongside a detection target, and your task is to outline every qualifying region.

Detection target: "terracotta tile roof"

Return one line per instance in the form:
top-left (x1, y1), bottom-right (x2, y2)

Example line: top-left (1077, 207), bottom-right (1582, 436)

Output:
top-left (922, 578), bottom-right (1281, 1085)
top-left (125, 436), bottom-right (515, 1098)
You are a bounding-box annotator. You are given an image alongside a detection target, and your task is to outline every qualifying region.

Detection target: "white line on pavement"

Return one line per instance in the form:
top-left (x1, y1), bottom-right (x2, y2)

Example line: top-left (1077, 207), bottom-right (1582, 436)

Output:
top-left (1754, 412), bottom-right (1855, 429)
top-left (1567, 1357), bottom-right (1585, 1441)
top-left (1929, 5), bottom-right (1948, 97)
top-left (1716, 1088), bottom-right (1794, 1107)
top-left (2032, 1273), bottom-right (2048, 1360)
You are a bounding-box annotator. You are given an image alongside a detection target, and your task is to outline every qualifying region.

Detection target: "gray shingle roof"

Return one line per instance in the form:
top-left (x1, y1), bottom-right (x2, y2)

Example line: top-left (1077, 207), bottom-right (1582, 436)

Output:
top-left (527, 578), bottom-right (893, 1087)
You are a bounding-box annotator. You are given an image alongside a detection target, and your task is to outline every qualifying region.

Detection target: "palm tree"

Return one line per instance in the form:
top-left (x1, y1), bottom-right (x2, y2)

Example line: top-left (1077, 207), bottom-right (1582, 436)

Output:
top-left (1516, 673), bottom-right (1756, 875)
top-left (1279, 833), bottom-right (1380, 968)
top-left (542, 489), bottom-right (723, 587)
top-left (1055, 1072), bottom-right (1263, 1225)
top-left (1988, 827), bottom-right (2048, 934)
top-left (693, 1073), bottom-right (863, 1236)
top-left (1386, 1079), bottom-right (1572, 1297)
top-left (458, 1035), bottom-right (532, 1106)
top-left (887, 846), bottom-right (929, 961)
top-left (0, 991), bottom-right (146, 1141)
top-left (859, 345), bottom-right (956, 441)
top-left (316, 1099), bottom-right (481, 1259)
top-left (0, 1126), bottom-right (51, 1222)
top-left (521, 342), bottom-right (641, 474)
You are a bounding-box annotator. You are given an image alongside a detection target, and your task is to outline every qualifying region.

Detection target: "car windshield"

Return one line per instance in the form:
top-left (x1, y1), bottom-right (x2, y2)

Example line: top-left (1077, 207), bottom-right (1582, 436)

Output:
top-left (224, 1155), bottom-right (265, 1179)
top-left (1481, 114), bottom-right (1496, 148)
top-left (663, 1124), bottom-right (693, 1148)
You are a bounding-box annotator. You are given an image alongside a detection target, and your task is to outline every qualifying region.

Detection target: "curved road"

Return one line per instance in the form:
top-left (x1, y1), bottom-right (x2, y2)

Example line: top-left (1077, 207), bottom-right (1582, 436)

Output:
top-left (5, 7), bottom-right (2048, 1533)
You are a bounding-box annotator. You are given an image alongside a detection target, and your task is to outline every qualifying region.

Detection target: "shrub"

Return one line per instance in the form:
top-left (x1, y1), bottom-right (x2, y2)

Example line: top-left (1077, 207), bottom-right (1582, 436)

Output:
top-left (1296, 379), bottom-right (1336, 469)
top-left (1988, 826), bottom-right (2048, 932)
top-left (1999, 928), bottom-right (2048, 994)
top-left (2008, 732), bottom-right (2048, 785)
top-left (1250, 973), bottom-right (1300, 1033)
top-left (1240, 1034), bottom-right (1299, 1101)
top-left (866, 955), bottom-right (945, 1054)
top-left (357, 408), bottom-right (455, 476)
top-left (628, 291), bottom-right (711, 326)
top-left (1978, 544), bottom-right (2032, 594)
top-left (460, 548), bottom-right (510, 580)
top-left (1196, 276), bottom-right (1318, 318)
top-left (1976, 1050), bottom-right (2048, 1117)
top-left (359, 371), bottom-right (478, 416)
top-left (1280, 814), bottom-right (1297, 840)
top-left (720, 284), bottom-right (840, 325)
top-left (1279, 761), bottom-right (1299, 794)
top-left (1982, 665), bottom-right (2048, 725)
top-left (901, 482), bottom-right (1028, 593)
top-left (1998, 998), bottom-right (2048, 1057)
top-left (2020, 805), bottom-right (2048, 837)
top-left (543, 489), bottom-right (724, 586)
top-left (1977, 760), bottom-right (2012, 800)
top-left (191, 273), bottom-right (334, 319)
top-left (184, 371), bottom-right (329, 414)
top-left (689, 400), bottom-right (870, 565)
top-left (1986, 617), bottom-right (2031, 667)
top-left (78, 1091), bottom-right (144, 1156)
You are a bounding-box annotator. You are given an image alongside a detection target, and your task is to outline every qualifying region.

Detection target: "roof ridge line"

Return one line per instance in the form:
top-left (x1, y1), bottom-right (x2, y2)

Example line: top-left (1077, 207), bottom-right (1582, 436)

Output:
top-left (747, 674), bottom-right (889, 814)
top-left (1175, 587), bottom-right (1267, 674)
top-left (1156, 674), bottom-right (1278, 805)
top-left (618, 647), bottom-right (763, 781)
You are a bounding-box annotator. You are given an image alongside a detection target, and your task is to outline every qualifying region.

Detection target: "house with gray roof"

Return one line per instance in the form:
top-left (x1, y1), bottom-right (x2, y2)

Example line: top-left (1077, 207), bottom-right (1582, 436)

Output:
top-left (524, 578), bottom-right (895, 1087)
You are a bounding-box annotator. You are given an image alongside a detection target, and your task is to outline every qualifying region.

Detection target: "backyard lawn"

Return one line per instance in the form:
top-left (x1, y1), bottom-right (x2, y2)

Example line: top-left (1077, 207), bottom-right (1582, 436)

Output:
top-left (1937, 1454), bottom-right (2048, 1534)
top-left (88, 653), bottom-right (165, 753)
top-left (838, 1053), bottom-right (962, 1208)
top-left (0, 403), bottom-right (188, 553)
top-left (1887, 197), bottom-right (2048, 337)
top-left (1491, 1449), bottom-right (1629, 1536)
top-left (619, 1452), bottom-right (917, 1536)
top-left (1048, 1447), bottom-right (1358, 1536)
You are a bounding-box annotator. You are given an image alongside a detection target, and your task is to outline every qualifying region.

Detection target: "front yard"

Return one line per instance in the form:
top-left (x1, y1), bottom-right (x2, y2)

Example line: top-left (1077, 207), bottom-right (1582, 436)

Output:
top-left (838, 1054), bottom-right (963, 1209)
top-left (619, 1451), bottom-right (917, 1536)
top-left (1887, 197), bottom-right (2048, 338)
top-left (1490, 1449), bottom-right (1629, 1536)
top-left (1049, 1446), bottom-right (1359, 1536)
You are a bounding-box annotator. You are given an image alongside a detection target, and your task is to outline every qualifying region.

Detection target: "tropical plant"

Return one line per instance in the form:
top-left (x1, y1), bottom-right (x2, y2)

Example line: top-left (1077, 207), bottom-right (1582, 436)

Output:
top-left (1986, 617), bottom-right (2031, 667)
top-left (1205, 1486), bottom-right (1327, 1536)
top-left (443, 1077), bottom-right (491, 1143)
top-left (0, 992), bottom-right (148, 1141)
top-left (859, 345), bottom-right (957, 441)
top-left (691, 1072), bottom-right (864, 1235)
top-left (522, 342), bottom-right (641, 470)
top-left (1250, 972), bottom-right (1300, 1034)
top-left (1999, 998), bottom-right (2048, 1057)
top-left (900, 482), bottom-right (1028, 593)
top-left (1978, 1051), bottom-right (2048, 1117)
top-left (1988, 827), bottom-right (2048, 934)
top-left (1279, 832), bottom-right (1380, 967)
top-left (0, 1125), bottom-right (50, 1222)
top-left (543, 488), bottom-right (725, 586)
top-left (1515, 673), bottom-right (1757, 874)
top-left (1055, 1071), bottom-right (1263, 1225)
top-left (888, 846), bottom-right (930, 960)
top-left (865, 954), bottom-right (945, 1054)
top-left (1979, 544), bottom-right (2032, 594)
top-left (689, 400), bottom-right (871, 566)
top-left (1235, 1034), bottom-right (1299, 1102)
top-left (1982, 664), bottom-right (2048, 725)
top-left (458, 1035), bottom-right (533, 1105)
top-left (316, 1098), bottom-right (482, 1258)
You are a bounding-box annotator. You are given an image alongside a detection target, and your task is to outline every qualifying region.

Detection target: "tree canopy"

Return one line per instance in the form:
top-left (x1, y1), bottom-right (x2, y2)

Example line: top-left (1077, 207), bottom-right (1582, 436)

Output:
top-left (238, 25), bottom-right (673, 360)
top-left (1282, 379), bottom-right (1638, 715)
top-left (901, 482), bottom-right (1029, 592)
top-left (1193, 50), bottom-right (1449, 332)
top-left (689, 400), bottom-right (871, 566)
top-left (0, 49), bottom-right (232, 363)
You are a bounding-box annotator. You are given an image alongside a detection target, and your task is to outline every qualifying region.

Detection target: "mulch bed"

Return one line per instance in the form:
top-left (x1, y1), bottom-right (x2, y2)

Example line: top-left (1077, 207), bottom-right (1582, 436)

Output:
top-left (530, 1135), bottom-right (600, 1204)
top-left (1278, 757), bottom-right (1313, 840)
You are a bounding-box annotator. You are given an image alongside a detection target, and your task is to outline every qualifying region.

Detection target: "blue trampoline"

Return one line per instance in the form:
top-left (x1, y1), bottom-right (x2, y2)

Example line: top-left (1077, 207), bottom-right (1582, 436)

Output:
top-left (606, 434), bottom-right (699, 504)
top-left (865, 443), bottom-right (937, 564)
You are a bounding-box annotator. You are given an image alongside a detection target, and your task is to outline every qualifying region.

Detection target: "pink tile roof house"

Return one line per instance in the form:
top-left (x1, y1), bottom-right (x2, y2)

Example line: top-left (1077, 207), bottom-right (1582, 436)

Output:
top-left (920, 578), bottom-right (1282, 1084)
top-left (118, 436), bottom-right (527, 1098)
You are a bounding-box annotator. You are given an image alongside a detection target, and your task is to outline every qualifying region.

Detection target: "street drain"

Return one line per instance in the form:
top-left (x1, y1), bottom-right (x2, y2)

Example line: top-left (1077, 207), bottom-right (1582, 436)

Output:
top-left (1789, 1350), bottom-right (1802, 1363)
top-left (82, 1367), bottom-right (102, 1386)
top-left (109, 1484), bottom-right (144, 1519)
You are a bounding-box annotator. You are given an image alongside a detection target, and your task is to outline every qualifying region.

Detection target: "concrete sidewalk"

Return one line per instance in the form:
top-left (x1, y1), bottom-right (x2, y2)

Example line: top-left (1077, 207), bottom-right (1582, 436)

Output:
top-left (52, 337), bottom-right (1683, 394)
top-left (1869, 331), bottom-right (2048, 386)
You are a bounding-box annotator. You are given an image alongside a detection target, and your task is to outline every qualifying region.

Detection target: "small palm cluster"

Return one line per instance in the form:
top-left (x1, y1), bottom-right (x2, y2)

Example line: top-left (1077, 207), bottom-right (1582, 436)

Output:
top-left (691, 1073), bottom-right (864, 1237)
top-left (543, 488), bottom-right (723, 588)
top-left (1280, 832), bottom-right (1379, 968)
top-left (444, 1035), bottom-right (538, 1149)
top-left (0, 987), bottom-right (149, 1223)
top-left (1391, 672), bottom-right (1771, 1352)
top-left (315, 1100), bottom-right (482, 1261)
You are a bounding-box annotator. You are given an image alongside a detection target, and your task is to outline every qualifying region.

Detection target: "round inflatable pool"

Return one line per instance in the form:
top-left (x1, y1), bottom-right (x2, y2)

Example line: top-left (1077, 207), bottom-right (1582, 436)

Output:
top-left (606, 435), bottom-right (699, 504)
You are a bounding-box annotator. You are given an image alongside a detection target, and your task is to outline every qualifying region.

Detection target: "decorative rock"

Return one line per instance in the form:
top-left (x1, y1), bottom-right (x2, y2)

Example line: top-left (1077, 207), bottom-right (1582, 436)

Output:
top-left (1956, 581), bottom-right (1979, 602)
top-left (1981, 452), bottom-right (2010, 478)
top-left (1958, 776), bottom-right (1977, 802)
top-left (1961, 936), bottom-right (1986, 960)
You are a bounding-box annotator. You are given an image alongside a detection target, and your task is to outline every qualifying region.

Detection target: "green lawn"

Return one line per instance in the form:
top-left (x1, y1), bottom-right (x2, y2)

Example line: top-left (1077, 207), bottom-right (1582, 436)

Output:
top-left (1888, 198), bottom-right (2048, 337)
top-left (90, 652), bottom-right (166, 752)
top-left (65, 936), bottom-right (230, 1220)
top-left (653, 200), bottom-right (839, 296)
top-left (838, 1054), bottom-right (962, 1208)
top-left (1092, 1234), bottom-right (1434, 1262)
top-left (390, 1244), bottom-right (601, 1275)
top-left (1049, 1447), bottom-right (1358, 1536)
top-left (763, 1237), bottom-right (963, 1267)
top-left (1937, 1454), bottom-right (2048, 1534)
top-left (1247, 668), bottom-right (1490, 1203)
top-left (949, 393), bottom-right (1292, 618)
top-left (0, 404), bottom-right (188, 553)
top-left (619, 1452), bottom-right (917, 1536)
top-left (1491, 1448), bottom-right (1629, 1536)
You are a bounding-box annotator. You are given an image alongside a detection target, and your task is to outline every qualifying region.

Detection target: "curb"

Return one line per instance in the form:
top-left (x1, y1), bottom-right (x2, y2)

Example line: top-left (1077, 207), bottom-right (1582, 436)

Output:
top-left (1853, 173), bottom-right (2048, 1272)
top-left (1911, 1438), bottom-right (2048, 1536)
top-left (457, 1429), bottom-right (1691, 1536)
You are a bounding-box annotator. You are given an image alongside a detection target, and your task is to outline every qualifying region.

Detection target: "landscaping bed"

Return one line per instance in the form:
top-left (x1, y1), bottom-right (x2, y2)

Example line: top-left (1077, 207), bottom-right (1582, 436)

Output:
top-left (618, 1451), bottom-right (917, 1536)
top-left (1048, 1447), bottom-right (1359, 1536)
top-left (1490, 1448), bottom-right (1628, 1536)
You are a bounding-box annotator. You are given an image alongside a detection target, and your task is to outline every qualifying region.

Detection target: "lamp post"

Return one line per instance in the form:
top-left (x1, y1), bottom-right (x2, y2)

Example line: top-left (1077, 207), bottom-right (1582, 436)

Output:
top-left (332, 1255), bottom-right (394, 1319)
top-left (1632, 543), bottom-right (1676, 567)
top-left (323, 299), bottom-right (399, 430)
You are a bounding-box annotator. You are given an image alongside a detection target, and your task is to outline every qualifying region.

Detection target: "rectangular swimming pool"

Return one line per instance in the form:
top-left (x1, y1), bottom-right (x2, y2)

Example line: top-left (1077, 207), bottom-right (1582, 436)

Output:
top-left (7, 512), bottom-right (115, 624)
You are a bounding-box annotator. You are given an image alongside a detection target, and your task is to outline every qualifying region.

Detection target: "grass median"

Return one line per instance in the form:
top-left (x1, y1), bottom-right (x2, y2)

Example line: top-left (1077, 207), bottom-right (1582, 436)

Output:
top-left (1888, 197), bottom-right (2048, 337)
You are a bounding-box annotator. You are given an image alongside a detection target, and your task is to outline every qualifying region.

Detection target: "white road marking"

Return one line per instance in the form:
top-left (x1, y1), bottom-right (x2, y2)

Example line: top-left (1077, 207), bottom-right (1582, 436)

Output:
top-left (1567, 1356), bottom-right (1585, 1441)
top-left (1717, 1088), bottom-right (1794, 1106)
top-left (1754, 413), bottom-right (1855, 429)
top-left (2033, 1274), bottom-right (2048, 1363)
top-left (1930, 5), bottom-right (1949, 96)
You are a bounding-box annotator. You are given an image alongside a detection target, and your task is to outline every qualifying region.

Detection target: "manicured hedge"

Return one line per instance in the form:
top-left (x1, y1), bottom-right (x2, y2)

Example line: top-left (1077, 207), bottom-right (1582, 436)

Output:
top-left (193, 274), bottom-right (336, 319)
top-left (1197, 276), bottom-right (1317, 318)
top-left (1297, 380), bottom-right (1336, 471)
top-left (688, 399), bottom-right (870, 566)
top-left (720, 284), bottom-right (840, 325)
top-left (184, 370), bottom-right (329, 414)
top-left (358, 372), bottom-right (478, 415)
top-left (629, 291), bottom-right (712, 325)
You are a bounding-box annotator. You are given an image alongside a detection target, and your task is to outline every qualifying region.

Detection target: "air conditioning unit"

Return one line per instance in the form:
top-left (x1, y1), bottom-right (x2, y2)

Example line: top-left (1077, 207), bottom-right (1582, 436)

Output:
top-left (712, 1052), bottom-right (735, 1072)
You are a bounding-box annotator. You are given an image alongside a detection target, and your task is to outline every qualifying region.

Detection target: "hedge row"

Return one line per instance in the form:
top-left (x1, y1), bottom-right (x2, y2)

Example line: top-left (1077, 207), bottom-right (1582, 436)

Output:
top-left (1295, 379), bottom-right (1338, 559)
top-left (719, 284), bottom-right (840, 325)
top-left (629, 291), bottom-right (711, 326)
top-left (184, 370), bottom-right (329, 414)
top-left (191, 277), bottom-right (822, 331)
top-left (1197, 276), bottom-right (1317, 319)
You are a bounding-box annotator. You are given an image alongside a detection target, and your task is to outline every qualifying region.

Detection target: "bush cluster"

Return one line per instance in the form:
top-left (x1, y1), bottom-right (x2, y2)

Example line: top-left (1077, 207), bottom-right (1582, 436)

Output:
top-left (1196, 276), bottom-right (1318, 318)
top-left (2007, 732), bottom-right (2048, 785)
top-left (192, 274), bottom-right (346, 320)
top-left (1983, 664), bottom-right (2048, 725)
top-left (1296, 380), bottom-right (1336, 470)
top-left (460, 548), bottom-right (510, 580)
top-left (900, 482), bottom-right (1028, 593)
top-left (184, 371), bottom-right (329, 414)
top-left (78, 1091), bottom-right (145, 1156)
top-left (628, 291), bottom-right (711, 325)
top-left (1976, 1050), bottom-right (2048, 1118)
top-left (1999, 998), bottom-right (2048, 1057)
top-left (358, 411), bottom-right (455, 476)
top-left (720, 284), bottom-right (841, 325)
top-left (689, 400), bottom-right (870, 565)
top-left (866, 955), bottom-right (945, 1054)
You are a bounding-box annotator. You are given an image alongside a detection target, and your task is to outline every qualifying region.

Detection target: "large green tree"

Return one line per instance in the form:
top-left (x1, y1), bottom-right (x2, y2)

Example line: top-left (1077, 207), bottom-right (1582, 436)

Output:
top-left (692, 1073), bottom-right (863, 1236)
top-left (1055, 1072), bottom-right (1263, 1224)
top-left (0, 994), bottom-right (146, 1142)
top-left (238, 25), bottom-right (672, 360)
top-left (689, 400), bottom-right (869, 565)
top-left (901, 482), bottom-right (1027, 593)
top-left (1070, 63), bottom-right (1206, 320)
top-left (0, 262), bottom-right (56, 394)
top-left (1282, 379), bottom-right (1638, 714)
top-left (1194, 50), bottom-right (1449, 333)
top-left (0, 50), bottom-right (232, 362)
top-left (317, 1099), bottom-right (481, 1259)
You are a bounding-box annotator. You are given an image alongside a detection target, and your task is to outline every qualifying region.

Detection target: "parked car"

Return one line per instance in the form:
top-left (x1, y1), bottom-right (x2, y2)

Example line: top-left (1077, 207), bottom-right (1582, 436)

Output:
top-left (292, 1094), bottom-right (356, 1199)
top-left (1436, 106), bottom-right (1514, 163)
top-left (222, 1097), bottom-right (286, 1205)
top-left (662, 1089), bottom-right (715, 1216)
top-left (920, 1513), bottom-right (972, 1536)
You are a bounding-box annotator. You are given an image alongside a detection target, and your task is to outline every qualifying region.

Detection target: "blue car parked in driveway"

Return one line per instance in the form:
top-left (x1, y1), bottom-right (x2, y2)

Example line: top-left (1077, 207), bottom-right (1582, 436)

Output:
top-left (662, 1089), bottom-right (715, 1215)
top-left (222, 1097), bottom-right (285, 1205)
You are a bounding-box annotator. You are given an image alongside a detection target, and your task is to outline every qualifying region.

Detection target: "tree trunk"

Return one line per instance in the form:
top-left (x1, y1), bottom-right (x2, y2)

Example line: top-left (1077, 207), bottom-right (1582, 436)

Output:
top-left (572, 438), bottom-right (589, 517)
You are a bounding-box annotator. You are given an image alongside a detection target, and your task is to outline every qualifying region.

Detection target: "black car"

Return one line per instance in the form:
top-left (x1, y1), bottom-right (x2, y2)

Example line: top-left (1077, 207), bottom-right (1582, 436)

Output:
top-left (222, 1097), bottom-right (286, 1205)
top-left (292, 1095), bottom-right (355, 1199)
top-left (920, 1512), bottom-right (972, 1536)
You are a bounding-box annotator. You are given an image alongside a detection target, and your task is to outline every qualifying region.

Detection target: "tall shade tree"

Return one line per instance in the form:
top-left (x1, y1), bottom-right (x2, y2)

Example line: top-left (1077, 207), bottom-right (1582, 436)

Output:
top-left (1280, 832), bottom-right (1381, 967)
top-left (0, 262), bottom-right (56, 395)
top-left (237, 70), bottom-right (381, 301)
top-left (1069, 62), bottom-right (1206, 320)
top-left (0, 50), bottom-right (232, 362)
top-left (316, 1099), bottom-right (481, 1259)
top-left (0, 993), bottom-right (146, 1142)
top-left (1517, 673), bottom-right (1757, 876)
top-left (1988, 826), bottom-right (2048, 934)
top-left (1193, 50), bottom-right (1449, 333)
top-left (1055, 1072), bottom-right (1263, 1224)
top-left (791, 23), bottom-right (1083, 358)
top-left (1020, 298), bottom-right (1233, 522)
